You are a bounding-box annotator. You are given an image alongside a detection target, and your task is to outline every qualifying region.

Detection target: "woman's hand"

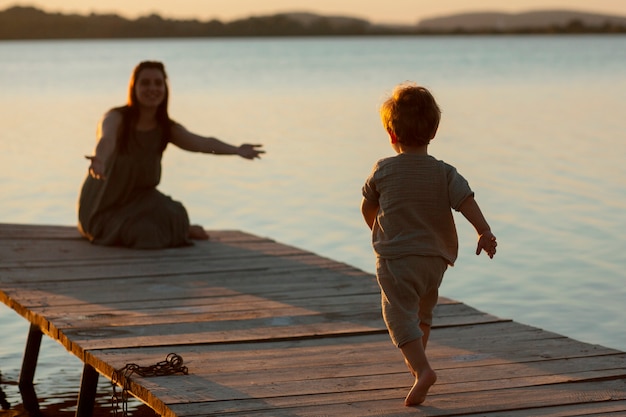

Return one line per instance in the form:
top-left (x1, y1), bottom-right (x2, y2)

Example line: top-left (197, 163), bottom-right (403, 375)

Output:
top-left (236, 144), bottom-right (265, 160)
top-left (85, 156), bottom-right (106, 180)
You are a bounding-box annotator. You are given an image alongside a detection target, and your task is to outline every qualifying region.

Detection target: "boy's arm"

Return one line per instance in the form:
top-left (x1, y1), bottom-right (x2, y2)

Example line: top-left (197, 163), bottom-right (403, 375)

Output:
top-left (360, 197), bottom-right (379, 230)
top-left (458, 195), bottom-right (497, 258)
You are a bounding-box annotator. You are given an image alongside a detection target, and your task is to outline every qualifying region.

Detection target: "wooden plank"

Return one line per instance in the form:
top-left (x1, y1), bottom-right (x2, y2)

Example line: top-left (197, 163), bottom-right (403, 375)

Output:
top-left (36, 297), bottom-right (489, 331)
top-left (184, 399), bottom-right (626, 417)
top-left (0, 226), bottom-right (335, 267)
top-left (0, 223), bottom-right (82, 239)
top-left (10, 294), bottom-right (456, 324)
top-left (478, 400), bottom-right (626, 416)
top-left (0, 266), bottom-right (377, 298)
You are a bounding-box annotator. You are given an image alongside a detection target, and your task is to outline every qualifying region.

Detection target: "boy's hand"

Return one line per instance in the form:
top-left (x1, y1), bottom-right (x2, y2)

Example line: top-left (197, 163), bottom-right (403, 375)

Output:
top-left (476, 230), bottom-right (497, 258)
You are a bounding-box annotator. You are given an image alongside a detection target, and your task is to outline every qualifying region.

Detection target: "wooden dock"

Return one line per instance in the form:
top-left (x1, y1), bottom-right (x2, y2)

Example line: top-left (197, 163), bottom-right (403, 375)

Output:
top-left (1, 223), bottom-right (625, 416)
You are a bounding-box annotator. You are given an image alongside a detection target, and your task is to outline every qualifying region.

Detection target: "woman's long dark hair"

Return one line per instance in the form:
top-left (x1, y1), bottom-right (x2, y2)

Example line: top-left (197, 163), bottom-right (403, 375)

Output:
top-left (116, 61), bottom-right (173, 153)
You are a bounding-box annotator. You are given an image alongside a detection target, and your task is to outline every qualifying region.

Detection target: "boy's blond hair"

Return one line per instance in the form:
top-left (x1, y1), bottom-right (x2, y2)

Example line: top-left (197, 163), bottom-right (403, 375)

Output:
top-left (380, 83), bottom-right (441, 147)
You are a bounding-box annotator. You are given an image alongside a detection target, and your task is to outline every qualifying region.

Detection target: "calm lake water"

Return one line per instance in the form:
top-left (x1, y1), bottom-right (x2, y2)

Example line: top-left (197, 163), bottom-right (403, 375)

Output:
top-left (1, 35), bottom-right (625, 414)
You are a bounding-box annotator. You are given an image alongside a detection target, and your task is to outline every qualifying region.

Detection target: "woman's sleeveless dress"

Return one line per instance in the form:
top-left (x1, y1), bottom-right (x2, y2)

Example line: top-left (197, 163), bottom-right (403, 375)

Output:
top-left (78, 127), bottom-right (192, 249)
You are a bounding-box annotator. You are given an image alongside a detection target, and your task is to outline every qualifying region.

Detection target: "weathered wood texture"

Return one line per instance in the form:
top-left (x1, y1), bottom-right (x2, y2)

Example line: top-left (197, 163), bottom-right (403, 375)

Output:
top-left (1, 223), bottom-right (625, 416)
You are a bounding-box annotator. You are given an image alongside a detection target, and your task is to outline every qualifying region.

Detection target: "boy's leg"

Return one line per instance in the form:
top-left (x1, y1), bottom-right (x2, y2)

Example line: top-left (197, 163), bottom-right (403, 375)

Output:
top-left (420, 323), bottom-right (431, 348)
top-left (376, 256), bottom-right (447, 406)
top-left (376, 256), bottom-right (436, 348)
top-left (400, 338), bottom-right (437, 406)
top-left (419, 285), bottom-right (440, 349)
top-left (403, 270), bottom-right (442, 403)
top-left (404, 324), bottom-right (431, 374)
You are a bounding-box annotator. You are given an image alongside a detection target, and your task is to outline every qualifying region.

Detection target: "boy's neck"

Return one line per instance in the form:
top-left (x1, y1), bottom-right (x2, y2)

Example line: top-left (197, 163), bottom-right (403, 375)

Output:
top-left (396, 143), bottom-right (429, 156)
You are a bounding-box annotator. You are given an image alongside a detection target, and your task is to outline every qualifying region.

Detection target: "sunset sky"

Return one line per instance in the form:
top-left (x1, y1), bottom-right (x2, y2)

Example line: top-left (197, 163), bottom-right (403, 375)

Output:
top-left (3, 0), bottom-right (625, 24)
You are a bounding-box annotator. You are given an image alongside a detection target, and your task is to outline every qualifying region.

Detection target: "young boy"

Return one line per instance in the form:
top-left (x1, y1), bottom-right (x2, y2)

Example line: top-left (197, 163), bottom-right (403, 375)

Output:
top-left (361, 82), bottom-right (497, 406)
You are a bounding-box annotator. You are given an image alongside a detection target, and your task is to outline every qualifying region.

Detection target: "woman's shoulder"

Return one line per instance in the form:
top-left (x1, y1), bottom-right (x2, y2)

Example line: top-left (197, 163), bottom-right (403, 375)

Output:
top-left (98, 107), bottom-right (126, 135)
top-left (102, 106), bottom-right (123, 117)
top-left (101, 106), bottom-right (129, 125)
top-left (105, 106), bottom-right (128, 118)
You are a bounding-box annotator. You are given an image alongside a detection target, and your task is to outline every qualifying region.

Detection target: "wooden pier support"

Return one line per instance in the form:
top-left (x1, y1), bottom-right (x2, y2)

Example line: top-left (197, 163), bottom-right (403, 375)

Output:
top-left (18, 323), bottom-right (43, 416)
top-left (75, 364), bottom-right (99, 417)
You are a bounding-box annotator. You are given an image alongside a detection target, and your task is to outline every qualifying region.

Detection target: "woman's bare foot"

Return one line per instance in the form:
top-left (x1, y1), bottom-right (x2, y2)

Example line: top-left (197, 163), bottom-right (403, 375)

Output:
top-left (189, 224), bottom-right (209, 240)
top-left (405, 368), bottom-right (437, 406)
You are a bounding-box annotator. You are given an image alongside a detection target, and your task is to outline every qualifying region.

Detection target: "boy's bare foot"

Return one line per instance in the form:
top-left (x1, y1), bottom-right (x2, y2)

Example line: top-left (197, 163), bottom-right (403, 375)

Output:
top-left (189, 225), bottom-right (209, 240)
top-left (405, 368), bottom-right (437, 406)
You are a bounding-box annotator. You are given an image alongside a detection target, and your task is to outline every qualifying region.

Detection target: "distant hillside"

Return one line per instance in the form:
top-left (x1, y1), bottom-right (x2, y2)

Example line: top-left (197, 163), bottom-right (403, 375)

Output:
top-left (418, 9), bottom-right (626, 31)
top-left (1, 6), bottom-right (625, 40)
top-left (0, 6), bottom-right (384, 39)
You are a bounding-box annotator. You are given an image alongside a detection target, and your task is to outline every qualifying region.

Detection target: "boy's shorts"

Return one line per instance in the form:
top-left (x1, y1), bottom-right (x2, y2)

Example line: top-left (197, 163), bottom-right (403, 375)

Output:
top-left (376, 255), bottom-right (448, 348)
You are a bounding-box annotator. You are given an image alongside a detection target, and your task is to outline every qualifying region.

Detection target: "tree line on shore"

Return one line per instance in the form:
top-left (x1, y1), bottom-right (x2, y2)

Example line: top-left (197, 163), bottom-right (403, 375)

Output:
top-left (1, 6), bottom-right (625, 40)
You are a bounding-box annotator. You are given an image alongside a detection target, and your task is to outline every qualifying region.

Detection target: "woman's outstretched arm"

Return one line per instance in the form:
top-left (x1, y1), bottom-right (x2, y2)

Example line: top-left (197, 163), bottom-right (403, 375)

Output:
top-left (170, 123), bottom-right (264, 159)
top-left (86, 110), bottom-right (122, 180)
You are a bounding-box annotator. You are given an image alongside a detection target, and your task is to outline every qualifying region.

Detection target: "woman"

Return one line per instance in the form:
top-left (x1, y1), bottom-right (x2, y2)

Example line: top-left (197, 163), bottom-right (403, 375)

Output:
top-left (78, 61), bottom-right (264, 248)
